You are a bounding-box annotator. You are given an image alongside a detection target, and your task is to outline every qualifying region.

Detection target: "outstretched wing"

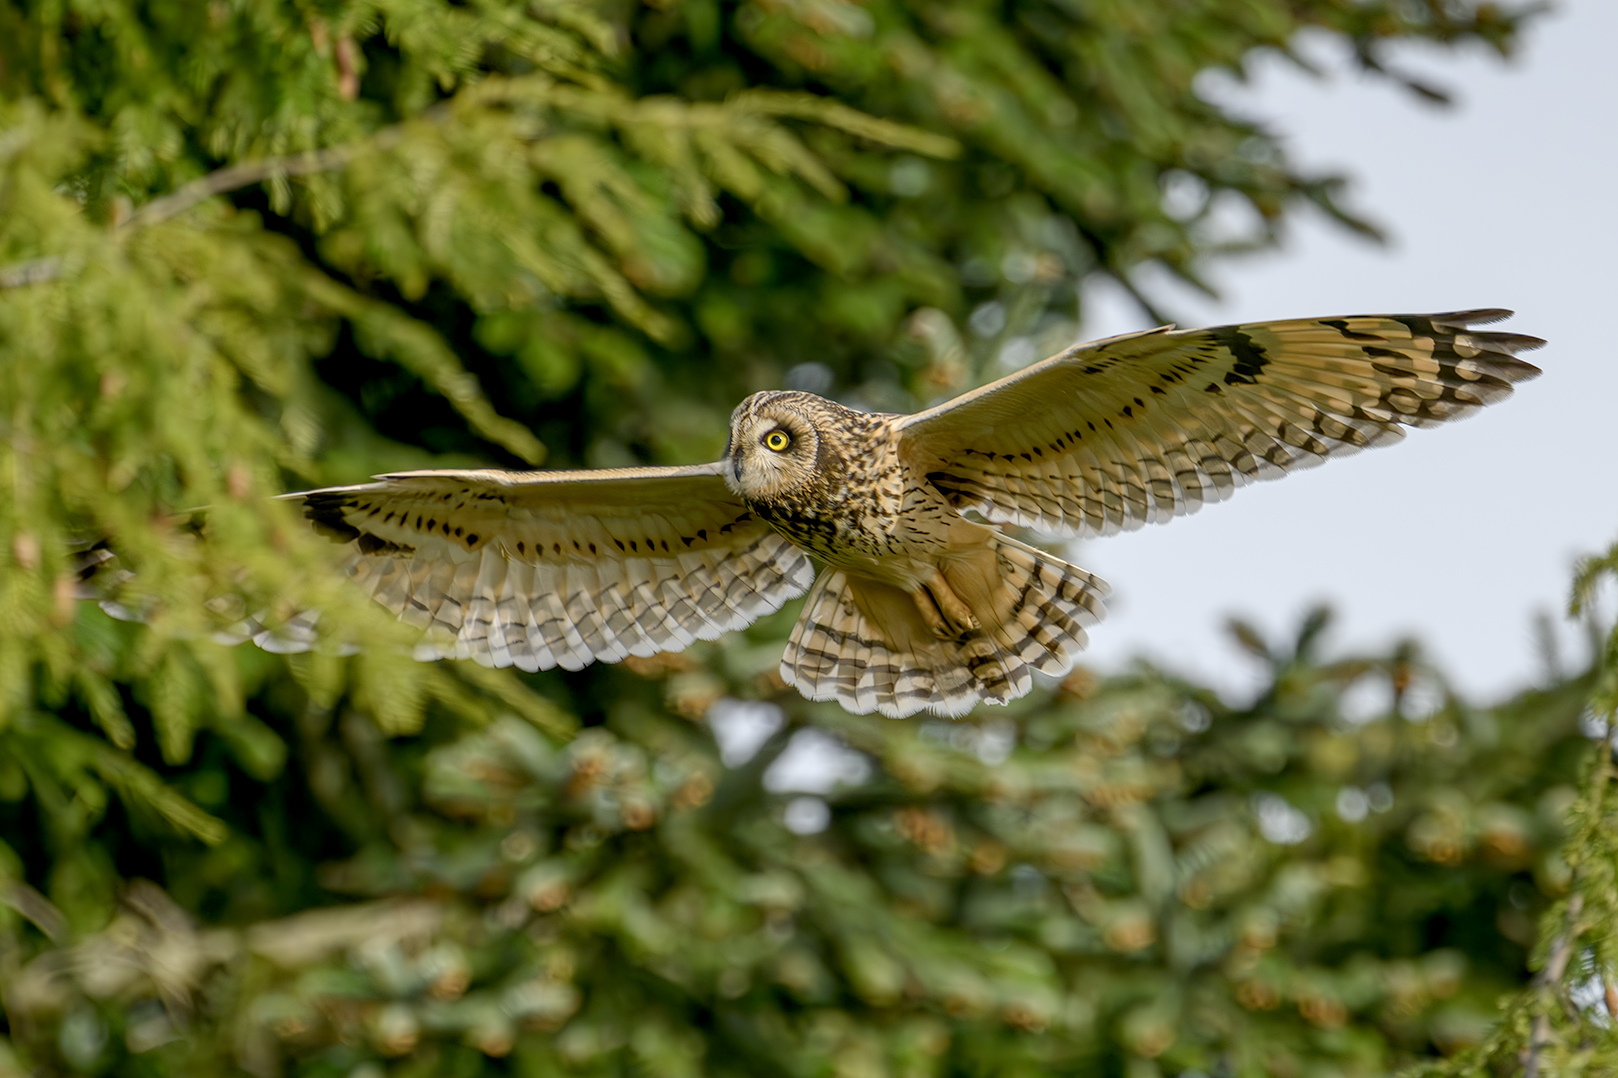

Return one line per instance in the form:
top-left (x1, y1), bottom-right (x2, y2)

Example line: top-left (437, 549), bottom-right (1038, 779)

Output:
top-left (897, 310), bottom-right (1543, 537)
top-left (294, 463), bottom-right (815, 671)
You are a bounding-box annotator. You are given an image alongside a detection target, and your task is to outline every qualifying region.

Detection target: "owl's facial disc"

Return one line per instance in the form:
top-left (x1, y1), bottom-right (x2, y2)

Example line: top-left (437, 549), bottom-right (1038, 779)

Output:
top-left (724, 394), bottom-right (818, 502)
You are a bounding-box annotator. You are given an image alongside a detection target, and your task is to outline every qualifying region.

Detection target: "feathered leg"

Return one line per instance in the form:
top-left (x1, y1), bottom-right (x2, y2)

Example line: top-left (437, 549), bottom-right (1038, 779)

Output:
top-left (780, 529), bottom-right (1109, 718)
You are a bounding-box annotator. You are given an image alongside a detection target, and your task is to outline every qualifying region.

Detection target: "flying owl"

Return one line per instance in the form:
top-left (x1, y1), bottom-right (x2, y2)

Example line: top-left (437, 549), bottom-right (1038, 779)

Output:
top-left (280, 309), bottom-right (1540, 718)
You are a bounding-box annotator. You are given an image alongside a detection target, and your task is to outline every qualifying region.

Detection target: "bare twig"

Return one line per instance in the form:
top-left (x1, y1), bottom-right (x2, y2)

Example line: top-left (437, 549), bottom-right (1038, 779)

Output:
top-left (1522, 739), bottom-right (1613, 1076)
top-left (1109, 269), bottom-right (1172, 328)
top-left (121, 143), bottom-right (361, 232)
top-left (0, 256), bottom-right (67, 288)
top-left (1524, 892), bottom-right (1583, 1078)
top-left (0, 123), bottom-right (414, 290)
top-left (0, 879), bottom-right (67, 942)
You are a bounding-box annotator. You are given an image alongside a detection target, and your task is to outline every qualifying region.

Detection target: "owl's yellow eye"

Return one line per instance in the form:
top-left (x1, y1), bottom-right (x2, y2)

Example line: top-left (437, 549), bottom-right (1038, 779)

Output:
top-left (763, 429), bottom-right (791, 452)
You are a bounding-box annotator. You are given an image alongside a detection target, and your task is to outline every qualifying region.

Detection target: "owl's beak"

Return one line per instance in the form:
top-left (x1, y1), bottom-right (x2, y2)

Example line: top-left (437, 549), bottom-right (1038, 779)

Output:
top-left (732, 454), bottom-right (744, 483)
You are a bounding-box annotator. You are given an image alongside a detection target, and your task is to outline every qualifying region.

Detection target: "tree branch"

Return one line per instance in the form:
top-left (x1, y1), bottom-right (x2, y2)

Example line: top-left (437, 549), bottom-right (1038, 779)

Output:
top-left (0, 257), bottom-right (69, 289)
top-left (1524, 891), bottom-right (1583, 1078)
top-left (1522, 737), bottom-right (1613, 1077)
top-left (121, 142), bottom-right (364, 233)
top-left (0, 124), bottom-right (414, 290)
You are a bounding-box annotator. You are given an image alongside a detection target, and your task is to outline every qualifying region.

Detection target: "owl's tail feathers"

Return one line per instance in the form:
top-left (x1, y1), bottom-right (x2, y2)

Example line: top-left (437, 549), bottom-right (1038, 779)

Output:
top-left (965, 532), bottom-right (1109, 678)
top-left (779, 537), bottom-right (1108, 719)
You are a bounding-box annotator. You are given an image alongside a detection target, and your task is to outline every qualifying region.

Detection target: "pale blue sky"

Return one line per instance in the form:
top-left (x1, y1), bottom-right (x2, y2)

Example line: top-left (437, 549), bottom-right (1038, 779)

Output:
top-left (1075, 0), bottom-right (1618, 702)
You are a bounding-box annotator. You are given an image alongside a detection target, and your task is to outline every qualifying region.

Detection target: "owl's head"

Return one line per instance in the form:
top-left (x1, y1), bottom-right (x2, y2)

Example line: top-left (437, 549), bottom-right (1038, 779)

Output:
top-left (724, 391), bottom-right (825, 502)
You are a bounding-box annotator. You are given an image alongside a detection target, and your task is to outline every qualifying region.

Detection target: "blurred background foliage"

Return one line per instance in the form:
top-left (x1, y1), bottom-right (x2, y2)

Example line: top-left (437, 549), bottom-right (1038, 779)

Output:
top-left (2, 0), bottom-right (1614, 1075)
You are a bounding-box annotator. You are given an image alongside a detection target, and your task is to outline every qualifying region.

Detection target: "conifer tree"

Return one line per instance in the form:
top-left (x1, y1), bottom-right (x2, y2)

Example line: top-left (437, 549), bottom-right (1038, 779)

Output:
top-left (6, 2), bottom-right (1614, 1076)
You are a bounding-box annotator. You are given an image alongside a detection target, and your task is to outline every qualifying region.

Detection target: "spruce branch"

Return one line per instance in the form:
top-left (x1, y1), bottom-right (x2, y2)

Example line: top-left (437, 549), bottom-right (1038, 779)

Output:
top-left (0, 82), bottom-right (954, 293)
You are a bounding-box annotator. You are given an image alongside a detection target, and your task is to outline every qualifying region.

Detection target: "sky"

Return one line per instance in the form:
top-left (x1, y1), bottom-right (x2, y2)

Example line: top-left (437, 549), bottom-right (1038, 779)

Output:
top-left (1072, 0), bottom-right (1618, 704)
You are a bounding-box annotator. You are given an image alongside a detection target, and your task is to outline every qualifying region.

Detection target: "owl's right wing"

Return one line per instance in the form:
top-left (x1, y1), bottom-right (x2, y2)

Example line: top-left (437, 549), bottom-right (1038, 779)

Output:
top-left (292, 463), bottom-right (815, 671)
top-left (895, 310), bottom-right (1543, 537)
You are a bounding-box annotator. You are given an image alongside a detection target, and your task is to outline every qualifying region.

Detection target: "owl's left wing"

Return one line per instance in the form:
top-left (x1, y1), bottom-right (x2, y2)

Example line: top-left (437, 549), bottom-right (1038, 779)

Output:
top-left (292, 463), bottom-right (814, 670)
top-left (896, 310), bottom-right (1543, 537)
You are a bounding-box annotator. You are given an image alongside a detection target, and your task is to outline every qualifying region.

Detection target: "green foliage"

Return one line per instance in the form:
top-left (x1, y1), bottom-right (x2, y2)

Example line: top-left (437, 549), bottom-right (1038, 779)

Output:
top-left (1398, 553), bottom-right (1618, 1078)
top-left (4, 0), bottom-right (1608, 1076)
top-left (0, 613), bottom-right (1602, 1077)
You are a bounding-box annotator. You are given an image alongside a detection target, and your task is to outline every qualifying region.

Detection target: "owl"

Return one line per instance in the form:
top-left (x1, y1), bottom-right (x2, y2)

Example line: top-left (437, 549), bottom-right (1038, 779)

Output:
top-left (285, 309), bottom-right (1540, 718)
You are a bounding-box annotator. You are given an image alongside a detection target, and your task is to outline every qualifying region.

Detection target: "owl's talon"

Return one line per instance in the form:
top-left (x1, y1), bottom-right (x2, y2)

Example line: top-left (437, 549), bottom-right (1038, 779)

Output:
top-left (910, 586), bottom-right (955, 638)
top-left (916, 570), bottom-right (978, 637)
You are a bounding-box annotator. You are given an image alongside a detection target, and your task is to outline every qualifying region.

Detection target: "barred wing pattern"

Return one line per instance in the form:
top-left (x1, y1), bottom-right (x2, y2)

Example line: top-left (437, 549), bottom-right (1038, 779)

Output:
top-left (898, 310), bottom-right (1544, 537)
top-left (297, 466), bottom-right (815, 671)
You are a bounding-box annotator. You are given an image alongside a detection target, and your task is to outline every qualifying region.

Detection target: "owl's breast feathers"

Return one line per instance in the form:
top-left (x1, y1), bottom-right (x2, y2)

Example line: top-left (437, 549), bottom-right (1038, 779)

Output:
top-left (742, 409), bottom-right (934, 572)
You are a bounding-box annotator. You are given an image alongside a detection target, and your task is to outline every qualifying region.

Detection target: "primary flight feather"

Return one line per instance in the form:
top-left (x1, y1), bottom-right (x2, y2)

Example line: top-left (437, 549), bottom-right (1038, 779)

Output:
top-left (235, 310), bottom-right (1544, 717)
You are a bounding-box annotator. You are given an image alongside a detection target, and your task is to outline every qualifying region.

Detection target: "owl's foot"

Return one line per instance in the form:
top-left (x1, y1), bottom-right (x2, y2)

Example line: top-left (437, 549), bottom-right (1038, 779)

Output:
top-left (913, 570), bottom-right (979, 639)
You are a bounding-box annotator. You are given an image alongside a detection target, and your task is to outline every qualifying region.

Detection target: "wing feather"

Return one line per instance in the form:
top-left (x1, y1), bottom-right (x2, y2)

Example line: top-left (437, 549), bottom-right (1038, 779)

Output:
top-left (898, 310), bottom-right (1542, 536)
top-left (291, 462), bottom-right (816, 670)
